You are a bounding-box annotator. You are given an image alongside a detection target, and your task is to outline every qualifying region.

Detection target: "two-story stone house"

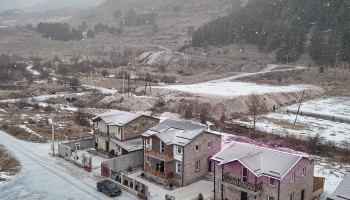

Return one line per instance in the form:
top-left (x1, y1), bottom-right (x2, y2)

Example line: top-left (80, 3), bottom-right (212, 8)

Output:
top-left (141, 119), bottom-right (221, 187)
top-left (212, 141), bottom-right (317, 200)
top-left (92, 110), bottom-right (159, 157)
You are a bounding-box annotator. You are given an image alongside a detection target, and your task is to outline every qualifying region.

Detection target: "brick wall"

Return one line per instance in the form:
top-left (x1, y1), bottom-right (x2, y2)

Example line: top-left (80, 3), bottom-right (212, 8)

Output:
top-left (123, 116), bottom-right (159, 141)
top-left (183, 132), bottom-right (221, 186)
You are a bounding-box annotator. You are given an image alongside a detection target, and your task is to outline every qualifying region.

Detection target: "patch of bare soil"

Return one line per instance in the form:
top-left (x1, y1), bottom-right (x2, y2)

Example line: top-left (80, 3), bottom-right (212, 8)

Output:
top-left (263, 117), bottom-right (308, 131)
top-left (0, 145), bottom-right (21, 180)
top-left (0, 105), bottom-right (91, 143)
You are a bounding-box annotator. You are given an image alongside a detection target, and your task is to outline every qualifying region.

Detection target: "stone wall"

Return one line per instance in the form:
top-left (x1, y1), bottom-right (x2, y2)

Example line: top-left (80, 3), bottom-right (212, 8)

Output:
top-left (123, 116), bottom-right (159, 141)
top-left (183, 131), bottom-right (221, 186)
top-left (103, 150), bottom-right (143, 172)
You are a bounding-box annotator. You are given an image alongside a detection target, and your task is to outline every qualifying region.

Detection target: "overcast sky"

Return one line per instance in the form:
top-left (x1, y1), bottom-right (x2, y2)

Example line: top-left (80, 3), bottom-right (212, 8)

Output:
top-left (14, 0), bottom-right (50, 7)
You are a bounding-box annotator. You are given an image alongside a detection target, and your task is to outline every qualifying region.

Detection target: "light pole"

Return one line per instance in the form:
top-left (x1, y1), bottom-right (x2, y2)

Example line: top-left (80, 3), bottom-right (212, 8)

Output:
top-left (51, 114), bottom-right (55, 155)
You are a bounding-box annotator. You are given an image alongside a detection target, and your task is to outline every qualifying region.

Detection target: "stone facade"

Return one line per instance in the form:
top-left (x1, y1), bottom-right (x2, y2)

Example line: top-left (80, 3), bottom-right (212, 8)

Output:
top-left (183, 131), bottom-right (221, 186)
top-left (214, 157), bottom-right (315, 200)
top-left (93, 114), bottom-right (159, 155)
top-left (144, 131), bottom-right (221, 187)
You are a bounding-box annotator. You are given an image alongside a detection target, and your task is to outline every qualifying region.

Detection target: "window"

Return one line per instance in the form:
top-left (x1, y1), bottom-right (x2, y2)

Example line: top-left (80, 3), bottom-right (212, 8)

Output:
top-left (160, 140), bottom-right (165, 153)
top-left (208, 141), bottom-right (212, 148)
top-left (302, 167), bottom-right (306, 177)
top-left (242, 167), bottom-right (248, 182)
top-left (269, 177), bottom-right (275, 186)
top-left (289, 192), bottom-right (295, 200)
top-left (176, 162), bottom-right (182, 173)
top-left (267, 196), bottom-right (275, 200)
top-left (146, 138), bottom-right (152, 147)
top-left (195, 160), bottom-right (201, 171)
top-left (176, 146), bottom-right (182, 154)
top-left (117, 127), bottom-right (121, 133)
top-left (219, 164), bottom-right (224, 171)
top-left (291, 171), bottom-right (295, 182)
top-left (146, 156), bottom-right (150, 163)
top-left (195, 144), bottom-right (201, 151)
top-left (134, 125), bottom-right (139, 132)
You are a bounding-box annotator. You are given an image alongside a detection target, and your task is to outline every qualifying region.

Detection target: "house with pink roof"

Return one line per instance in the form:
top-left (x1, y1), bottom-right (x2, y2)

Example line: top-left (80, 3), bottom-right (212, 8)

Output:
top-left (211, 141), bottom-right (322, 200)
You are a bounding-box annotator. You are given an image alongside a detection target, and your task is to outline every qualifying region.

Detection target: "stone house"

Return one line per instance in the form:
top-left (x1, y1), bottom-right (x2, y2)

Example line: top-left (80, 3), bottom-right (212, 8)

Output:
top-left (92, 110), bottom-right (159, 157)
top-left (141, 119), bottom-right (221, 187)
top-left (212, 141), bottom-right (319, 200)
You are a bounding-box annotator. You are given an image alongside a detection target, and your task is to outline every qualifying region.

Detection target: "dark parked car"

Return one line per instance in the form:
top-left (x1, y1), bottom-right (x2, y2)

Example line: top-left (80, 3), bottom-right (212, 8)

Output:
top-left (97, 180), bottom-right (122, 197)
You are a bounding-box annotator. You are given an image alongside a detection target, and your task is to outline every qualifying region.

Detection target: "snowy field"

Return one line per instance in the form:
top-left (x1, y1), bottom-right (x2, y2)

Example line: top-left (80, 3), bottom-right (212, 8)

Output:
top-left (160, 82), bottom-right (319, 98)
top-left (240, 97), bottom-right (350, 149)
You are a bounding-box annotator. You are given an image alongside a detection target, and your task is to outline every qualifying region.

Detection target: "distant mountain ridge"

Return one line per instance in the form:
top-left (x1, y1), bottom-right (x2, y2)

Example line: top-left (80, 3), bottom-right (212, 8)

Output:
top-left (31, 0), bottom-right (105, 11)
top-left (0, 0), bottom-right (105, 12)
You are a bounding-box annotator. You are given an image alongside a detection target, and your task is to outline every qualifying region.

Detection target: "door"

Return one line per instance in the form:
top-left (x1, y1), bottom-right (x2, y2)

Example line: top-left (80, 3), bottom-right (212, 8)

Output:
top-left (241, 191), bottom-right (248, 200)
top-left (301, 189), bottom-right (305, 200)
top-left (105, 141), bottom-right (109, 152)
top-left (208, 160), bottom-right (212, 172)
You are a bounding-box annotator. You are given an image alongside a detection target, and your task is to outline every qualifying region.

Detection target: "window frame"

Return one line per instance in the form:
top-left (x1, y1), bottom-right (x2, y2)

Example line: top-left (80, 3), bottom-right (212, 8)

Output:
top-left (267, 195), bottom-right (275, 200)
top-left (269, 177), bottom-right (276, 186)
top-left (302, 167), bottom-right (306, 177)
top-left (195, 160), bottom-right (201, 171)
top-left (242, 166), bottom-right (248, 182)
top-left (160, 140), bottom-right (165, 153)
top-left (146, 138), bottom-right (152, 147)
top-left (134, 125), bottom-right (139, 132)
top-left (291, 171), bottom-right (296, 182)
top-left (176, 145), bottom-right (182, 154)
top-left (289, 191), bottom-right (295, 200)
top-left (146, 155), bottom-right (150, 163)
top-left (208, 140), bottom-right (212, 148)
top-left (176, 162), bottom-right (182, 174)
top-left (195, 144), bottom-right (201, 151)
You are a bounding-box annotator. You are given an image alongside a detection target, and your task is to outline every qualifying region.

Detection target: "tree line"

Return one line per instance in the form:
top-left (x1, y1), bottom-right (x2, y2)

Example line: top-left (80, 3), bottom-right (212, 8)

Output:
top-left (192, 0), bottom-right (350, 64)
top-left (36, 22), bottom-right (83, 41)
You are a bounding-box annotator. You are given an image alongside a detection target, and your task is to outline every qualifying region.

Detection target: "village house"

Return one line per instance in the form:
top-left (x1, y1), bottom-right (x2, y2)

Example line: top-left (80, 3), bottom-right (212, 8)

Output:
top-left (211, 141), bottom-right (320, 200)
top-left (141, 119), bottom-right (221, 187)
top-left (92, 110), bottom-right (159, 157)
top-left (328, 173), bottom-right (350, 200)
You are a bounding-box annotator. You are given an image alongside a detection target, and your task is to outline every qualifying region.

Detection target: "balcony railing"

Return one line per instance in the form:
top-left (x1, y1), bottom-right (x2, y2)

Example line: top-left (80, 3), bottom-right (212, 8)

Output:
top-left (93, 129), bottom-right (109, 137)
top-left (145, 165), bottom-right (173, 180)
top-left (222, 172), bottom-right (262, 195)
top-left (144, 147), bottom-right (173, 161)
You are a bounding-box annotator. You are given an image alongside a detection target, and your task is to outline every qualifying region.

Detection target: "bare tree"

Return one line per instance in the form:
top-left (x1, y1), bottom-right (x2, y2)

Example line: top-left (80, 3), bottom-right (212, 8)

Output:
top-left (246, 93), bottom-right (267, 129)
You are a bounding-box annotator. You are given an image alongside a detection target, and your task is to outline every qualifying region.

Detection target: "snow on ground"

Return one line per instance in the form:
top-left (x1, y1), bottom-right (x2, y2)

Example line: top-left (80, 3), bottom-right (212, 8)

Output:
top-left (160, 82), bottom-right (319, 98)
top-left (234, 97), bottom-right (350, 149)
top-left (0, 130), bottom-right (138, 200)
top-left (83, 84), bottom-right (119, 94)
top-left (284, 97), bottom-right (350, 121)
top-left (155, 64), bottom-right (320, 98)
top-left (18, 125), bottom-right (43, 138)
top-left (128, 171), bottom-right (213, 200)
top-left (314, 156), bottom-right (350, 198)
top-left (26, 65), bottom-right (41, 76)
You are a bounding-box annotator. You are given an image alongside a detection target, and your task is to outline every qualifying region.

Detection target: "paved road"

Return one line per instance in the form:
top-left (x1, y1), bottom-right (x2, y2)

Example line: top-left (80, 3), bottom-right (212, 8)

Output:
top-left (0, 130), bottom-right (137, 200)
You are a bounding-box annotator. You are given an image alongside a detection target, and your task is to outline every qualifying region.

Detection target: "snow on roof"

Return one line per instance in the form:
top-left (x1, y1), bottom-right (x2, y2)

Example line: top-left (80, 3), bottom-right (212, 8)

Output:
top-left (141, 119), bottom-right (207, 146)
top-left (110, 138), bottom-right (143, 152)
top-left (92, 110), bottom-right (141, 126)
top-left (330, 173), bottom-right (350, 200)
top-left (212, 141), bottom-right (307, 179)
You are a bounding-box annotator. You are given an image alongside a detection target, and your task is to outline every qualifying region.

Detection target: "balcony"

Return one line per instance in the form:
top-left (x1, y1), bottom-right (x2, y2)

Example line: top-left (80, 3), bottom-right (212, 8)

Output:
top-left (144, 147), bottom-right (173, 161)
top-left (222, 172), bottom-right (262, 196)
top-left (93, 129), bottom-right (109, 137)
top-left (145, 165), bottom-right (174, 180)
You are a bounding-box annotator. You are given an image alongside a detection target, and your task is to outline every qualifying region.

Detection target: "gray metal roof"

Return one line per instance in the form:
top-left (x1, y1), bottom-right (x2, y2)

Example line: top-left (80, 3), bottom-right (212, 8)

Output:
top-left (110, 137), bottom-right (143, 152)
top-left (92, 110), bottom-right (141, 126)
top-left (212, 141), bottom-right (304, 179)
top-left (141, 119), bottom-right (207, 146)
top-left (330, 173), bottom-right (350, 200)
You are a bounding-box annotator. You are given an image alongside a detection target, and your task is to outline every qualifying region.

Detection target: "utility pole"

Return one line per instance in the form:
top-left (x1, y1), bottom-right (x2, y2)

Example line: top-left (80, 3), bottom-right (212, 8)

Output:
top-left (122, 75), bottom-right (125, 94)
top-left (294, 90), bottom-right (305, 125)
top-left (51, 114), bottom-right (55, 155)
top-left (90, 69), bottom-right (93, 88)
